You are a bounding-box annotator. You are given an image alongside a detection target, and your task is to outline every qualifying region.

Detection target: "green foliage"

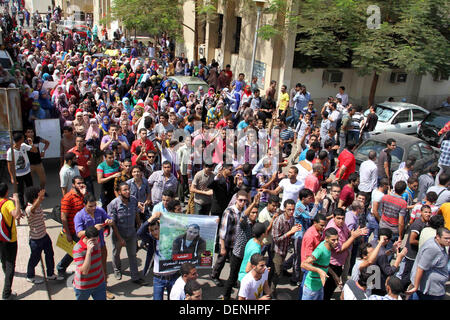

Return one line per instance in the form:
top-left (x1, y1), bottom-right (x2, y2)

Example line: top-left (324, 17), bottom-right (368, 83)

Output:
top-left (109, 0), bottom-right (184, 38)
top-left (292, 0), bottom-right (450, 77)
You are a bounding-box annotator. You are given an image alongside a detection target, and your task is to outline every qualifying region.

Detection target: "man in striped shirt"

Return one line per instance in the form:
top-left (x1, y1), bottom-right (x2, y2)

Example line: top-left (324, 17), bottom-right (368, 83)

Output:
top-left (73, 226), bottom-right (106, 300)
top-left (270, 199), bottom-right (302, 298)
top-left (56, 175), bottom-right (86, 277)
top-left (25, 187), bottom-right (63, 284)
top-left (379, 180), bottom-right (408, 241)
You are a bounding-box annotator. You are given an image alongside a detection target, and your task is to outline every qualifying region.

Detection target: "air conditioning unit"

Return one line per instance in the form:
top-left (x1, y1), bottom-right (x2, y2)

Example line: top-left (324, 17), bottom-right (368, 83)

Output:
top-left (198, 44), bottom-right (206, 58)
top-left (390, 71), bottom-right (408, 83)
top-left (322, 70), bottom-right (343, 83)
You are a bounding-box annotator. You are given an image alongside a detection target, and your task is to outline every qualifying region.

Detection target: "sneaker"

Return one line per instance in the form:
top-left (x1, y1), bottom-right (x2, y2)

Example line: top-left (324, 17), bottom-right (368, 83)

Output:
top-left (26, 277), bottom-right (44, 284)
top-left (114, 270), bottom-right (122, 280)
top-left (132, 278), bottom-right (149, 286)
top-left (3, 292), bottom-right (17, 300)
top-left (47, 274), bottom-right (65, 281)
top-left (106, 291), bottom-right (115, 300)
top-left (211, 276), bottom-right (224, 287)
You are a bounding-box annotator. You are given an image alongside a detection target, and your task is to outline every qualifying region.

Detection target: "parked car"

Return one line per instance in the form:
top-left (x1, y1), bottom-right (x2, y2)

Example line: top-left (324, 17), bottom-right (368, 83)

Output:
top-left (354, 132), bottom-right (439, 177)
top-left (417, 107), bottom-right (450, 148)
top-left (168, 76), bottom-right (208, 93)
top-left (0, 50), bottom-right (13, 71)
top-left (363, 102), bottom-right (430, 136)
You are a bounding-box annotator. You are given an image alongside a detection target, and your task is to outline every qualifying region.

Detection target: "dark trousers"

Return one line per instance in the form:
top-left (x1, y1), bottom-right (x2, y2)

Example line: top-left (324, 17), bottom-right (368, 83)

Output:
top-left (211, 246), bottom-right (231, 280)
top-left (84, 175), bottom-right (95, 198)
top-left (324, 264), bottom-right (343, 300)
top-left (223, 253), bottom-right (243, 299)
top-left (178, 175), bottom-right (189, 203)
top-left (17, 172), bottom-right (33, 209)
top-left (0, 241), bottom-right (17, 299)
top-left (56, 233), bottom-right (80, 274)
top-left (399, 257), bottom-right (416, 291)
top-left (27, 234), bottom-right (55, 278)
top-left (194, 202), bottom-right (212, 215)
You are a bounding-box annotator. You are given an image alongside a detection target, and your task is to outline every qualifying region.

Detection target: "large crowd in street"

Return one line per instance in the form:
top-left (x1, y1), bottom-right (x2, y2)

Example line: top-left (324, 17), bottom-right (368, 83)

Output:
top-left (0, 2), bottom-right (449, 301)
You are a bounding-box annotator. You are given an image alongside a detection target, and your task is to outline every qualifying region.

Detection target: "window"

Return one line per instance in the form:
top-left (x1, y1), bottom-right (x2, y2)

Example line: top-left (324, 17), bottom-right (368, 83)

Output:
top-left (412, 109), bottom-right (427, 122)
top-left (217, 14), bottom-right (223, 48)
top-left (392, 110), bottom-right (411, 124)
top-left (357, 140), bottom-right (404, 164)
top-left (234, 17), bottom-right (242, 54)
top-left (418, 142), bottom-right (434, 158)
top-left (409, 143), bottom-right (421, 160)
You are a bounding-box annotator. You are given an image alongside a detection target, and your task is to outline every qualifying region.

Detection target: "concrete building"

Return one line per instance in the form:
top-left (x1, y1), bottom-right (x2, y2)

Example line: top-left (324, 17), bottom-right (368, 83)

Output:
top-left (24, 0), bottom-right (53, 14)
top-left (178, 0), bottom-right (449, 109)
top-left (54, 0), bottom-right (93, 21)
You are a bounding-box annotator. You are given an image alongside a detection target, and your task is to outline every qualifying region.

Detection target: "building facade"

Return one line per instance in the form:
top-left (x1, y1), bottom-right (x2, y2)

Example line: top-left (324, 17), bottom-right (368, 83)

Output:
top-left (178, 0), bottom-right (449, 109)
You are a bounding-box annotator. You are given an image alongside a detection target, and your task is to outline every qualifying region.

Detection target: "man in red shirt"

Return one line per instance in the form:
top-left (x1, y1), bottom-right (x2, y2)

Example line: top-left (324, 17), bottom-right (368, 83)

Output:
top-left (338, 173), bottom-right (360, 210)
top-left (335, 141), bottom-right (356, 187)
top-left (299, 213), bottom-right (327, 299)
top-left (69, 134), bottom-right (94, 196)
top-left (131, 128), bottom-right (156, 162)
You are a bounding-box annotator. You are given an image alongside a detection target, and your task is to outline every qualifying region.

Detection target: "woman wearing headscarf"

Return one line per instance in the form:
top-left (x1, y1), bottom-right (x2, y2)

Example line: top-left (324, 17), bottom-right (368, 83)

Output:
top-left (70, 111), bottom-right (86, 134)
top-left (122, 97), bottom-right (133, 114)
top-left (100, 115), bottom-right (111, 138)
top-left (85, 118), bottom-right (101, 156)
top-left (180, 84), bottom-right (190, 97)
top-left (150, 59), bottom-right (159, 75)
top-left (175, 59), bottom-right (184, 75)
top-left (167, 62), bottom-right (175, 76)
top-left (66, 81), bottom-right (79, 101)
top-left (59, 107), bottom-right (73, 128)
top-left (38, 89), bottom-right (54, 118)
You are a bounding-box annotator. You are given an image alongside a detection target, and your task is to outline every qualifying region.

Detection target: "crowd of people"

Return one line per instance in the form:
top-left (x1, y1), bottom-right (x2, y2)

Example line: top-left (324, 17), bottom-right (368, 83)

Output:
top-left (0, 3), bottom-right (449, 301)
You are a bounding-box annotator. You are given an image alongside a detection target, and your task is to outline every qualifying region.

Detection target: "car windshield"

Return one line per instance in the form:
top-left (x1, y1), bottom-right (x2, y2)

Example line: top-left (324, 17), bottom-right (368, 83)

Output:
top-left (423, 113), bottom-right (450, 129)
top-left (357, 140), bottom-right (404, 164)
top-left (373, 105), bottom-right (396, 122)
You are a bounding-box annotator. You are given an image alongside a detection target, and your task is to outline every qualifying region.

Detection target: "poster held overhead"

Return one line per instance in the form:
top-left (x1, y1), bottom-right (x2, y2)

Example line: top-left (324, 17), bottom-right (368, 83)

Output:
top-left (159, 212), bottom-right (219, 273)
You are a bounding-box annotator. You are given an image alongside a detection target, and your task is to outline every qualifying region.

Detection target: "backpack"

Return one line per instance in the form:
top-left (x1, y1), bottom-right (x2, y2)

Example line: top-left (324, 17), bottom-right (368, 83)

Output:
top-left (0, 199), bottom-right (14, 242)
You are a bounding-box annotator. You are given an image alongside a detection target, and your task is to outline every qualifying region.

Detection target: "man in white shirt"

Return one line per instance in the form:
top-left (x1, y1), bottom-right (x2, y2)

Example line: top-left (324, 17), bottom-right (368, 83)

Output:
top-left (359, 151), bottom-right (378, 205)
top-left (392, 159), bottom-right (414, 188)
top-left (59, 152), bottom-right (80, 196)
top-left (336, 86), bottom-right (349, 106)
top-left (262, 167), bottom-right (303, 210)
top-left (169, 263), bottom-right (198, 300)
top-left (238, 253), bottom-right (271, 300)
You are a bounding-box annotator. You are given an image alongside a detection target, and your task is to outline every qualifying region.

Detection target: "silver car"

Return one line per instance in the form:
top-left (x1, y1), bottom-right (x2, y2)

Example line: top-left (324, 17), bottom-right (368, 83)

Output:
top-left (363, 102), bottom-right (430, 135)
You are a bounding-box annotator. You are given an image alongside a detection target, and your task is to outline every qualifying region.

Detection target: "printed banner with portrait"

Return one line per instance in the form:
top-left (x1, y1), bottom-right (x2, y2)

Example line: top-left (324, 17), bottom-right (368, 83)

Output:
top-left (159, 212), bottom-right (219, 272)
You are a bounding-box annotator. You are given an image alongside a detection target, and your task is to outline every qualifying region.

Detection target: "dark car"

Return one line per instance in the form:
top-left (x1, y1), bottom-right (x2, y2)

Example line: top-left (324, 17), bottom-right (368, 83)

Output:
top-left (354, 132), bottom-right (439, 177)
top-left (417, 108), bottom-right (450, 147)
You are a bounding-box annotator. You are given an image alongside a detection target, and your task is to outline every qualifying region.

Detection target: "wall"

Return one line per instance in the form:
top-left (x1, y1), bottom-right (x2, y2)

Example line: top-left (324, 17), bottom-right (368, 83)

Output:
top-left (290, 68), bottom-right (450, 110)
top-left (24, 0), bottom-right (53, 14)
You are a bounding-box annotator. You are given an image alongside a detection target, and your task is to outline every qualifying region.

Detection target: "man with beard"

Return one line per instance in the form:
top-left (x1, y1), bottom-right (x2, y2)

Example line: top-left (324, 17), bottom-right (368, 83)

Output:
top-left (108, 182), bottom-right (147, 285)
top-left (68, 134), bottom-right (95, 196)
top-left (56, 176), bottom-right (87, 278)
top-left (59, 152), bottom-right (80, 196)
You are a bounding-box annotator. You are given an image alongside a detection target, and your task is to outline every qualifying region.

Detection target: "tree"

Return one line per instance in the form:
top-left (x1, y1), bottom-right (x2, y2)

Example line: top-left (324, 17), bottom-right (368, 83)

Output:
top-left (107, 0), bottom-right (185, 39)
top-left (292, 0), bottom-right (450, 105)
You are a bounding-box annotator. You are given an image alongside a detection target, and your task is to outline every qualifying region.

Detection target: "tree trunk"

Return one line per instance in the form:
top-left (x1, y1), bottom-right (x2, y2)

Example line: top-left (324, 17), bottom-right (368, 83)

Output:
top-left (368, 71), bottom-right (379, 106)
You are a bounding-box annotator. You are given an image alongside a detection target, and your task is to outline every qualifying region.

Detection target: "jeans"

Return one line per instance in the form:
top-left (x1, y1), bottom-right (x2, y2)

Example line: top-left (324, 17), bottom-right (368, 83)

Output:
top-left (261, 244), bottom-right (273, 271)
top-left (153, 274), bottom-right (177, 300)
top-left (74, 281), bottom-right (106, 300)
top-left (302, 284), bottom-right (324, 300)
top-left (283, 237), bottom-right (301, 282)
top-left (57, 233), bottom-right (80, 274)
top-left (0, 241), bottom-right (17, 299)
top-left (27, 234), bottom-right (56, 278)
top-left (338, 132), bottom-right (347, 153)
top-left (269, 252), bottom-right (286, 293)
top-left (111, 231), bottom-right (140, 281)
top-left (287, 108), bottom-right (300, 127)
top-left (347, 131), bottom-right (359, 145)
top-left (415, 291), bottom-right (445, 300)
top-left (298, 269), bottom-right (308, 300)
top-left (365, 213), bottom-right (379, 242)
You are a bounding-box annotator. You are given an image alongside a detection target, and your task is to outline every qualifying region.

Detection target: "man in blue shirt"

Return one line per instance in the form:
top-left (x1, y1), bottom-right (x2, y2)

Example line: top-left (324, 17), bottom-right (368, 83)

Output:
top-left (293, 85), bottom-right (311, 127)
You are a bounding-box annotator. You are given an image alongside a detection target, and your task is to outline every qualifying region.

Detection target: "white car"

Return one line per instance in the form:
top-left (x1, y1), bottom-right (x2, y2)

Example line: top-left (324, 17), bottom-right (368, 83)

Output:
top-left (363, 102), bottom-right (430, 135)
